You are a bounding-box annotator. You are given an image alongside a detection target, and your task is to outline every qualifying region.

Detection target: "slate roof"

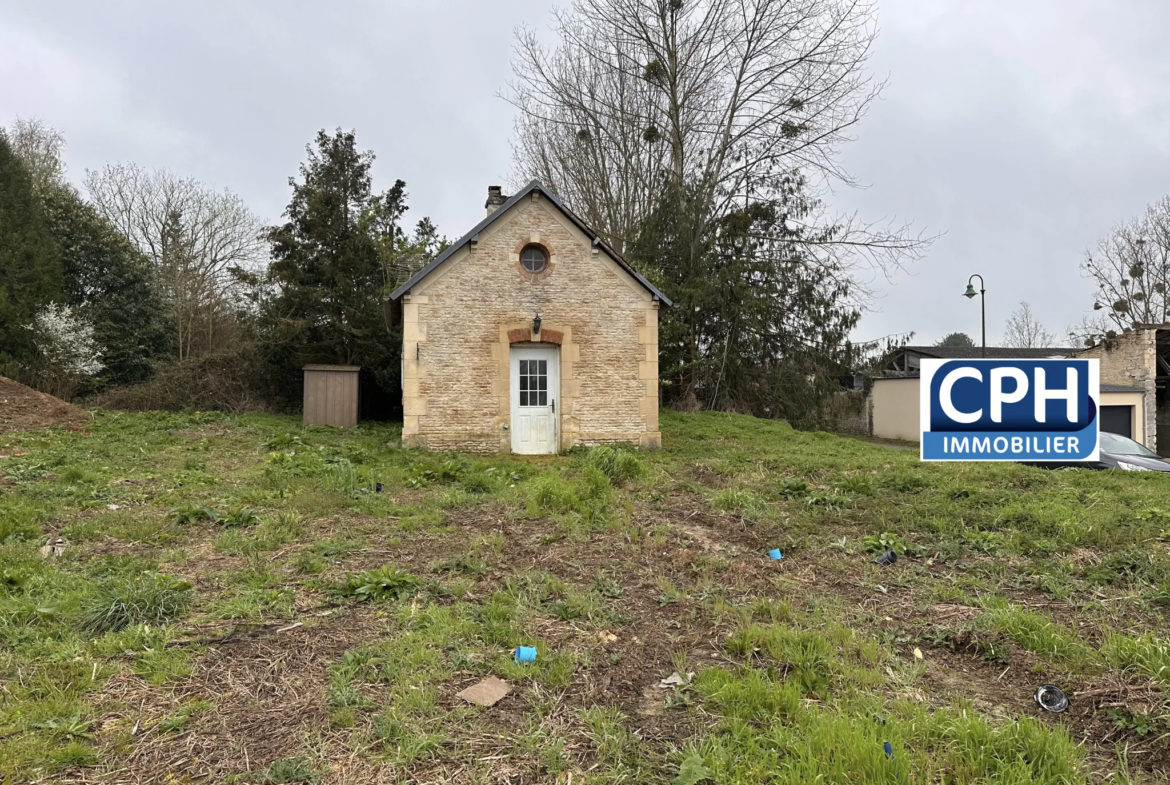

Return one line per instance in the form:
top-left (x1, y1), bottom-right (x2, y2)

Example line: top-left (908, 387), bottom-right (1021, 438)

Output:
top-left (388, 180), bottom-right (671, 305)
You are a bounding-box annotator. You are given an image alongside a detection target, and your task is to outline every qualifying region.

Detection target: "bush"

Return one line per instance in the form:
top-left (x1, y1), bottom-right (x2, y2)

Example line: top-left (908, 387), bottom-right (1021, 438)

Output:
top-left (583, 444), bottom-right (645, 484)
top-left (81, 573), bottom-right (194, 633)
top-left (89, 352), bottom-right (285, 414)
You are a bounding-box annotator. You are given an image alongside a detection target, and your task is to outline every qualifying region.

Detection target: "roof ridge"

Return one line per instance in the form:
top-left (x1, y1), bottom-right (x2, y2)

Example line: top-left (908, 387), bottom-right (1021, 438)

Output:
top-left (388, 180), bottom-right (671, 306)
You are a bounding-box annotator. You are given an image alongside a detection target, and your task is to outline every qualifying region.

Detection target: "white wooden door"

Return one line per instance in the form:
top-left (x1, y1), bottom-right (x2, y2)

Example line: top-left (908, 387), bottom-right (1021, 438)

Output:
top-left (510, 347), bottom-right (559, 454)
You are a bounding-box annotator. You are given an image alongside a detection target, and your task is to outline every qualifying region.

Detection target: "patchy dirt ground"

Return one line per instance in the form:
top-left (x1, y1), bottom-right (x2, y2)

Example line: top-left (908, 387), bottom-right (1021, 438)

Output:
top-left (4, 410), bottom-right (1169, 784)
top-left (0, 376), bottom-right (86, 435)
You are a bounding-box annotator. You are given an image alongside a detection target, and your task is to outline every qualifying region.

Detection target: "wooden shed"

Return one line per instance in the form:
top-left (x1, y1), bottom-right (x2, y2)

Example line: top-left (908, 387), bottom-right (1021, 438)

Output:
top-left (302, 365), bottom-right (360, 427)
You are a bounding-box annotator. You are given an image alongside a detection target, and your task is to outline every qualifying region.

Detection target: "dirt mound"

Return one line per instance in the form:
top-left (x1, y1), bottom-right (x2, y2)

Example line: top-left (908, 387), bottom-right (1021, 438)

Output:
top-left (0, 376), bottom-right (86, 434)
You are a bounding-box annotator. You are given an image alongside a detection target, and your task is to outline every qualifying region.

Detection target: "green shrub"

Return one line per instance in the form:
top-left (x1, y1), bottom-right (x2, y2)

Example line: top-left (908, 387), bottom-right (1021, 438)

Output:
top-left (81, 573), bottom-right (194, 633)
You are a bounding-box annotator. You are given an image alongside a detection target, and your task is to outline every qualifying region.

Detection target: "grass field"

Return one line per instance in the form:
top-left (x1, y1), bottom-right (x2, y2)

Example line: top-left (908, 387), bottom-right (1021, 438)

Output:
top-left (2, 409), bottom-right (1169, 783)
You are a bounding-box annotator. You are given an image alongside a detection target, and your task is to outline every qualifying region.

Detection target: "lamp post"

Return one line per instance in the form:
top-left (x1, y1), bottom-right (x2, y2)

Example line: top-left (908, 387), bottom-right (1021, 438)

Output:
top-left (963, 274), bottom-right (986, 358)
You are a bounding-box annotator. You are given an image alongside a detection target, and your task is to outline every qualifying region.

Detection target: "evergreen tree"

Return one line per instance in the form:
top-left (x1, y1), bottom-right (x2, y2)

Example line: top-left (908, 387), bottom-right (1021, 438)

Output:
top-left (0, 133), bottom-right (62, 378)
top-left (630, 175), bottom-right (859, 427)
top-left (262, 129), bottom-right (417, 413)
top-left (936, 332), bottom-right (976, 349)
top-left (40, 186), bottom-right (166, 386)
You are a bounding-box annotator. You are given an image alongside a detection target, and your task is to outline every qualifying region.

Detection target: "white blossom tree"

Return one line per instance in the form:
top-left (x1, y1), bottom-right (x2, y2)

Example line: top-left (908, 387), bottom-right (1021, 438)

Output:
top-left (27, 303), bottom-right (105, 399)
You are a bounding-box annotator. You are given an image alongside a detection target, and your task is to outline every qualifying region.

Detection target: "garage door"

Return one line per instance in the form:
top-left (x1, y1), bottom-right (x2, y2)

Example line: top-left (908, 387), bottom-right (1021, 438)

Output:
top-left (1100, 405), bottom-right (1133, 439)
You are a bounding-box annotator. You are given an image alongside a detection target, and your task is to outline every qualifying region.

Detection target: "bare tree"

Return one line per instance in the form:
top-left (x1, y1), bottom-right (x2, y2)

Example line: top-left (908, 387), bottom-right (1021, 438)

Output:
top-left (7, 117), bottom-right (67, 194)
top-left (506, 0), bottom-right (926, 277)
top-left (1003, 301), bottom-right (1055, 349)
top-left (84, 163), bottom-right (265, 360)
top-left (1082, 195), bottom-right (1170, 337)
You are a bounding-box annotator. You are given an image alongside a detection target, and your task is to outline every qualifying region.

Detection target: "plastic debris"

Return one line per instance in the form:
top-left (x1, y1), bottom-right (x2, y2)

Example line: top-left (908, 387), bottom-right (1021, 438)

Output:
top-left (456, 676), bottom-right (511, 707)
top-left (597, 630), bottom-right (618, 644)
top-left (1033, 684), bottom-right (1069, 713)
top-left (39, 538), bottom-right (66, 559)
top-left (107, 504), bottom-right (121, 511)
top-left (513, 646), bottom-right (538, 664)
top-left (883, 741), bottom-right (893, 758)
top-left (659, 671), bottom-right (695, 689)
top-left (913, 647), bottom-right (924, 661)
top-left (874, 551), bottom-right (898, 567)
top-left (768, 548), bottom-right (783, 560)
top-left (375, 482), bottom-right (384, 493)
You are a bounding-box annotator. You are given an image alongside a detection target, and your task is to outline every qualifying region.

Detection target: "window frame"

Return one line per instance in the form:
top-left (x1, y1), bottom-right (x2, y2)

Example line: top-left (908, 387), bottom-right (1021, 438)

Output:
top-left (519, 244), bottom-right (549, 274)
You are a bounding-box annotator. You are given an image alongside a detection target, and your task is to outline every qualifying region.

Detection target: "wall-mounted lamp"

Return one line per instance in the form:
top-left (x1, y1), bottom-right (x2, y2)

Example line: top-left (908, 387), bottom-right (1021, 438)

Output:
top-left (533, 314), bottom-right (542, 335)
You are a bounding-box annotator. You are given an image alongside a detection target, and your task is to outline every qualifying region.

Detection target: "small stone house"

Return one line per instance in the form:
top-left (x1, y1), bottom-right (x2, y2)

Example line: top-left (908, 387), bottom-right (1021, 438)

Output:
top-left (389, 181), bottom-right (671, 454)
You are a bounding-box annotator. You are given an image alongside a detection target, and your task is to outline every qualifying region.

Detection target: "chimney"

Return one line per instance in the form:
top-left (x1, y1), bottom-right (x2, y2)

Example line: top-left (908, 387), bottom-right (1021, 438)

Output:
top-left (485, 185), bottom-right (506, 215)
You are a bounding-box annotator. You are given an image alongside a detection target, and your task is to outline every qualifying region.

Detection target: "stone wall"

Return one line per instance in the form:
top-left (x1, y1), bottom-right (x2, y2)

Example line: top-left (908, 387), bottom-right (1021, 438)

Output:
top-left (1075, 328), bottom-right (1157, 449)
top-left (401, 192), bottom-right (661, 452)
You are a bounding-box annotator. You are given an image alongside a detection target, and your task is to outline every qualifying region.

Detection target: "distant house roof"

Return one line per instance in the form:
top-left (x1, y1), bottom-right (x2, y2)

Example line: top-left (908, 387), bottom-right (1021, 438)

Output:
top-left (388, 179), bottom-right (672, 305)
top-left (873, 377), bottom-right (1147, 396)
top-left (878, 344), bottom-right (1082, 377)
top-left (899, 345), bottom-right (1080, 359)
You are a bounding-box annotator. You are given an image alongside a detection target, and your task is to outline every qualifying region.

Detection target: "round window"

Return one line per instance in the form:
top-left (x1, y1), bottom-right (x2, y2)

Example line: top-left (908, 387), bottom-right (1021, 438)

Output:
top-left (520, 244), bottom-right (548, 274)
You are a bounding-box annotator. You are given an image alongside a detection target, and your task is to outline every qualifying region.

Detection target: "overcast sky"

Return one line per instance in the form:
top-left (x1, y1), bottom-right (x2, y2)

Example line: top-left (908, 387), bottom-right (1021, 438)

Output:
top-left (4, 0), bottom-right (1170, 347)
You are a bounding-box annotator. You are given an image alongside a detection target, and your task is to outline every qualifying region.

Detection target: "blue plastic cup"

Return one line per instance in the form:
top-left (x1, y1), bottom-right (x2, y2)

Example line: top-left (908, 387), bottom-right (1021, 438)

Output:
top-left (513, 646), bottom-right (538, 664)
top-left (768, 548), bottom-right (783, 561)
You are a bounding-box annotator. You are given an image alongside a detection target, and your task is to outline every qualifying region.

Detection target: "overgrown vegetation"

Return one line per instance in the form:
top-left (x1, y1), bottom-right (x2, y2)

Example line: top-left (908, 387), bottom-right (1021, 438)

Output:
top-left (2, 409), bottom-right (1169, 782)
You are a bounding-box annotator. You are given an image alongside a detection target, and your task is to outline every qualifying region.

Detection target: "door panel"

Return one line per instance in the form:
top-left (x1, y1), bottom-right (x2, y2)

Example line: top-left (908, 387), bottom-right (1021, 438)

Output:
top-left (511, 347), bottom-right (559, 454)
top-left (1100, 405), bottom-right (1133, 439)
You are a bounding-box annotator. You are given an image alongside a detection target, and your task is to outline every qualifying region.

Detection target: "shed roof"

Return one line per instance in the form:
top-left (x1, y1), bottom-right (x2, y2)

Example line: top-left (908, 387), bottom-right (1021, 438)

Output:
top-left (388, 180), bottom-right (672, 306)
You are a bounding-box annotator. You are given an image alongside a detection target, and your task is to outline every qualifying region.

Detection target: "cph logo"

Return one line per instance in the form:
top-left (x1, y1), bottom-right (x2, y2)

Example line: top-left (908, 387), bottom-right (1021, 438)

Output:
top-left (920, 359), bottom-right (1099, 461)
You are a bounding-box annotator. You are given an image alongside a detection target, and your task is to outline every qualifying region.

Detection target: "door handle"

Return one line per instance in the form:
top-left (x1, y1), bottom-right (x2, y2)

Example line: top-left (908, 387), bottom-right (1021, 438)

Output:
top-left (551, 399), bottom-right (556, 413)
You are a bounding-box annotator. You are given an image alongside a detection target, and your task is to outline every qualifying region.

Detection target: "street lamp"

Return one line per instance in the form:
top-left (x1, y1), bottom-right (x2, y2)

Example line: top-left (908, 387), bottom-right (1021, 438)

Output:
top-left (963, 274), bottom-right (986, 358)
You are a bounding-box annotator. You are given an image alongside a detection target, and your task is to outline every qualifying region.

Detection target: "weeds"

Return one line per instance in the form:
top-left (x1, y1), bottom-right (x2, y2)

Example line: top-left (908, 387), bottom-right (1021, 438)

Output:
top-left (3, 408), bottom-right (1167, 782)
top-left (218, 506), bottom-right (260, 527)
top-left (860, 532), bottom-right (926, 557)
top-left (81, 573), bottom-right (194, 633)
top-left (334, 566), bottom-right (421, 602)
top-left (168, 504), bottom-right (219, 525)
top-left (583, 444), bottom-right (646, 484)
